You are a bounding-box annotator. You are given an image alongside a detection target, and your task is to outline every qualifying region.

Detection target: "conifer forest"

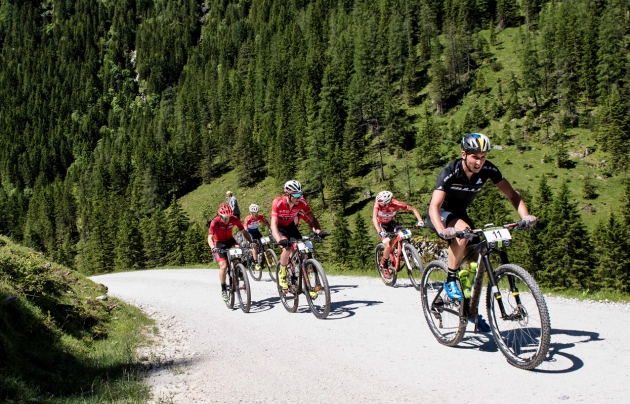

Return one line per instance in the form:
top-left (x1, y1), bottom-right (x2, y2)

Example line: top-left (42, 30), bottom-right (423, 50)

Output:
top-left (1, 0), bottom-right (630, 294)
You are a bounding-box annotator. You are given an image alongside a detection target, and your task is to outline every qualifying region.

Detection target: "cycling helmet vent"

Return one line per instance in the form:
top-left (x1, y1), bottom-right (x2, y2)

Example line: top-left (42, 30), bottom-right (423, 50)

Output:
top-left (461, 133), bottom-right (491, 152)
top-left (375, 191), bottom-right (393, 206)
top-left (217, 203), bottom-right (233, 217)
top-left (284, 180), bottom-right (303, 194)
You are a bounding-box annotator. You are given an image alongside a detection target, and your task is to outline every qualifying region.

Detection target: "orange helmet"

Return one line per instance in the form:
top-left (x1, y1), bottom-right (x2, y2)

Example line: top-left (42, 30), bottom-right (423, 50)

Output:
top-left (217, 203), bottom-right (233, 217)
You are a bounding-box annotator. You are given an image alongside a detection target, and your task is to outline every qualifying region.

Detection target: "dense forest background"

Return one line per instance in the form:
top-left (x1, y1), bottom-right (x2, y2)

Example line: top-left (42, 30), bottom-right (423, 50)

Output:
top-left (1, 0), bottom-right (630, 293)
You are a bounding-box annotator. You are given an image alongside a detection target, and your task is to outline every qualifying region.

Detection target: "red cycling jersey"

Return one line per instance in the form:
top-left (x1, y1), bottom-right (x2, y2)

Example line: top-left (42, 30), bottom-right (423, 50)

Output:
top-left (243, 214), bottom-right (269, 231)
top-left (271, 196), bottom-right (313, 227)
top-left (373, 199), bottom-right (411, 224)
top-left (294, 211), bottom-right (313, 227)
top-left (208, 216), bottom-right (245, 242)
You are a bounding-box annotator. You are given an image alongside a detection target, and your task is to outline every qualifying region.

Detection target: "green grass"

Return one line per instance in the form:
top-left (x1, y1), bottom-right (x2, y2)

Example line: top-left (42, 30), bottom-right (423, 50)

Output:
top-left (0, 236), bottom-right (153, 403)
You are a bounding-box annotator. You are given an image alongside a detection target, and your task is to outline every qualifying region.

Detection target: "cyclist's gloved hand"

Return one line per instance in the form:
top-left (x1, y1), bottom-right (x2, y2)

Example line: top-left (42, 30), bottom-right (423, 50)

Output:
top-left (439, 227), bottom-right (456, 239)
top-left (416, 220), bottom-right (425, 228)
top-left (523, 215), bottom-right (537, 228)
top-left (211, 247), bottom-right (221, 253)
top-left (278, 239), bottom-right (290, 248)
top-left (378, 231), bottom-right (387, 239)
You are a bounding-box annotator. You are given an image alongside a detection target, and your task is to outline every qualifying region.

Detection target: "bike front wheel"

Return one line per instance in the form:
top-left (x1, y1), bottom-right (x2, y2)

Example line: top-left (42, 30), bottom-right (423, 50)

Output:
top-left (303, 259), bottom-right (331, 319)
top-left (375, 243), bottom-right (397, 286)
top-left (265, 249), bottom-right (278, 282)
top-left (235, 263), bottom-right (251, 313)
top-left (486, 264), bottom-right (551, 370)
top-left (225, 268), bottom-right (235, 309)
top-left (420, 260), bottom-right (466, 346)
top-left (276, 263), bottom-right (298, 313)
top-left (247, 254), bottom-right (263, 281)
top-left (404, 243), bottom-right (423, 291)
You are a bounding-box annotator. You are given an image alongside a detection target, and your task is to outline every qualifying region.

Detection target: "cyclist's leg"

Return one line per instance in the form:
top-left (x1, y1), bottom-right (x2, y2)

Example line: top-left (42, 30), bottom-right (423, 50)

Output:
top-left (248, 229), bottom-right (262, 261)
top-left (277, 223), bottom-right (302, 288)
top-left (214, 241), bottom-right (230, 285)
top-left (380, 222), bottom-right (397, 260)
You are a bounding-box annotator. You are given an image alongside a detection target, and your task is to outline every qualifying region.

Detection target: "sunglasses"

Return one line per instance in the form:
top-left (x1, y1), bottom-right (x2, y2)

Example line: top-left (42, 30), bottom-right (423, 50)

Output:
top-left (291, 193), bottom-right (302, 199)
top-left (220, 215), bottom-right (230, 221)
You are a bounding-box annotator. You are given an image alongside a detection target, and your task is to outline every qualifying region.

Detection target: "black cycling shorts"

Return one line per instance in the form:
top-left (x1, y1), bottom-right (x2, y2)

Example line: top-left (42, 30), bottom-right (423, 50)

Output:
top-left (426, 208), bottom-right (477, 243)
top-left (379, 221), bottom-right (401, 234)
top-left (277, 222), bottom-right (303, 243)
top-left (214, 238), bottom-right (237, 262)
top-left (247, 229), bottom-right (263, 240)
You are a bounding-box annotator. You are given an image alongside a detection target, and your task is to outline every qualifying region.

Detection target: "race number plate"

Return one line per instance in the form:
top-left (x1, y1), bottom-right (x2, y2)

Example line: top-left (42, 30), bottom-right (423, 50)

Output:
top-left (260, 236), bottom-right (270, 244)
top-left (228, 248), bottom-right (243, 257)
top-left (297, 241), bottom-right (313, 253)
top-left (483, 228), bottom-right (512, 243)
top-left (398, 229), bottom-right (413, 240)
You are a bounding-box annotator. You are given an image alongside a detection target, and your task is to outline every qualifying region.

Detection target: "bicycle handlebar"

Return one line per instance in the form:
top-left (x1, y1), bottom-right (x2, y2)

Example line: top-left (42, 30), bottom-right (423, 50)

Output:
top-left (274, 231), bottom-right (329, 247)
top-left (454, 220), bottom-right (528, 239)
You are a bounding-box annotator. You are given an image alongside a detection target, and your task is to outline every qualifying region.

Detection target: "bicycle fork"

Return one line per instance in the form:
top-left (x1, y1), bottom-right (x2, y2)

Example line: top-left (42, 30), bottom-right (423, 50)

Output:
top-left (481, 253), bottom-right (523, 320)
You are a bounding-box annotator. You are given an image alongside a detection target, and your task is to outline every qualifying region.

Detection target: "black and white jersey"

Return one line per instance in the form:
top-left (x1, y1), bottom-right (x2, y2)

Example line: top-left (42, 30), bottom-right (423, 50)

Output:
top-left (434, 158), bottom-right (504, 214)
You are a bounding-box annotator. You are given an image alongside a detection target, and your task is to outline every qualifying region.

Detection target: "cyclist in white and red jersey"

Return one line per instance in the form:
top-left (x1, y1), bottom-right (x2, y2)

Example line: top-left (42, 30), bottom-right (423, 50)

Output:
top-left (270, 180), bottom-right (322, 290)
top-left (372, 190), bottom-right (424, 278)
top-left (243, 203), bottom-right (270, 271)
top-left (207, 203), bottom-right (253, 302)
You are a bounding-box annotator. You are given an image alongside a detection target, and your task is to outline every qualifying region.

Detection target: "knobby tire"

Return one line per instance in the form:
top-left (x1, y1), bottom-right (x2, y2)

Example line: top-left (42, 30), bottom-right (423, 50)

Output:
top-left (276, 262), bottom-right (298, 313)
top-left (303, 259), bottom-right (331, 319)
top-left (404, 243), bottom-right (424, 291)
top-left (375, 243), bottom-right (397, 286)
top-left (235, 263), bottom-right (251, 313)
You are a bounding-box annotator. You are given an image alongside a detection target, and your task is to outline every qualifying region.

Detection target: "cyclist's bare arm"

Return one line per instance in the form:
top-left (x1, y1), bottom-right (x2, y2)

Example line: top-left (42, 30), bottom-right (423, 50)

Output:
top-left (408, 206), bottom-right (423, 223)
top-left (495, 179), bottom-right (530, 218)
top-left (428, 190), bottom-right (447, 233)
top-left (306, 212), bottom-right (322, 233)
top-left (240, 229), bottom-right (253, 243)
top-left (372, 206), bottom-right (381, 233)
top-left (270, 216), bottom-right (281, 241)
top-left (207, 234), bottom-right (215, 249)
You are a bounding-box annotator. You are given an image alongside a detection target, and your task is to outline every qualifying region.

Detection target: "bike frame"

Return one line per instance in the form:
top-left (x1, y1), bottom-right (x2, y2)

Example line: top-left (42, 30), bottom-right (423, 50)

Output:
top-left (446, 226), bottom-right (524, 321)
top-left (384, 231), bottom-right (414, 271)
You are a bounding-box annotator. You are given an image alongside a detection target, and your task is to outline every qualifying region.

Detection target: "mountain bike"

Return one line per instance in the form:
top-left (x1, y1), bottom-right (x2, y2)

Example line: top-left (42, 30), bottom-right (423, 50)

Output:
top-left (374, 226), bottom-right (423, 289)
top-left (420, 221), bottom-right (551, 370)
top-left (275, 232), bottom-right (331, 319)
top-left (245, 235), bottom-right (279, 282)
top-left (218, 246), bottom-right (252, 313)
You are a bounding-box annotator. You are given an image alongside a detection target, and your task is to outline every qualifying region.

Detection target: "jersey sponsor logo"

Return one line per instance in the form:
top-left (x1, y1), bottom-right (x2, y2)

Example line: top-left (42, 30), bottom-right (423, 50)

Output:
top-left (476, 178), bottom-right (483, 184)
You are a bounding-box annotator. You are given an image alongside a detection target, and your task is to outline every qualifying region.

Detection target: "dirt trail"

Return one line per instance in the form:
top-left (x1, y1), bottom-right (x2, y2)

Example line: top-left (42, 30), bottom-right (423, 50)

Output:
top-left (92, 269), bottom-right (630, 403)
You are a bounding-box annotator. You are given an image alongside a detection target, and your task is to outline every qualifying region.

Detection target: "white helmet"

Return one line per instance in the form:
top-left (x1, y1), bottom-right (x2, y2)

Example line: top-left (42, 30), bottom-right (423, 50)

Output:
top-left (376, 191), bottom-right (393, 206)
top-left (284, 180), bottom-right (303, 194)
top-left (249, 204), bottom-right (259, 213)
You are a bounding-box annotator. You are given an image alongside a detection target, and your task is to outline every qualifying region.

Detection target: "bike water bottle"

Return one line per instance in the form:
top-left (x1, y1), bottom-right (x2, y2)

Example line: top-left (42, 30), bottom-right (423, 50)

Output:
top-left (459, 261), bottom-right (477, 299)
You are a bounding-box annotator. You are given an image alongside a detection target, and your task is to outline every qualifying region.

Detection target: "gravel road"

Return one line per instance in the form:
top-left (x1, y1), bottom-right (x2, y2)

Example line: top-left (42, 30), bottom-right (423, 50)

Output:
top-left (92, 269), bottom-right (630, 403)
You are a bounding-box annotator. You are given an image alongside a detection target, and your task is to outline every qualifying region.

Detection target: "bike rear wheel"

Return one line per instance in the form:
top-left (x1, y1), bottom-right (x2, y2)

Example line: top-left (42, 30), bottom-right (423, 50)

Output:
top-left (303, 259), bottom-right (331, 319)
top-left (486, 264), bottom-right (551, 370)
top-left (265, 249), bottom-right (278, 282)
top-left (247, 253), bottom-right (263, 281)
top-left (375, 243), bottom-right (397, 286)
top-left (235, 263), bottom-right (251, 313)
top-left (276, 263), bottom-right (298, 313)
top-left (404, 243), bottom-right (423, 291)
top-left (420, 260), bottom-right (466, 346)
top-left (225, 268), bottom-right (235, 309)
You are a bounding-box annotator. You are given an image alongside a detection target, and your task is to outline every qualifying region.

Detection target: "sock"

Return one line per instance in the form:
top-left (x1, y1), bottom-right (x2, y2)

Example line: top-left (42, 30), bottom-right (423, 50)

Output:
top-left (221, 283), bottom-right (227, 291)
top-left (446, 269), bottom-right (458, 283)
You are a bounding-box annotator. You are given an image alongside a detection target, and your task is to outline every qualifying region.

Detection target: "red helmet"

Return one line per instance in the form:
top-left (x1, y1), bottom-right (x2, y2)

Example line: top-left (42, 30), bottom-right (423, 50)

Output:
top-left (217, 203), bottom-right (233, 217)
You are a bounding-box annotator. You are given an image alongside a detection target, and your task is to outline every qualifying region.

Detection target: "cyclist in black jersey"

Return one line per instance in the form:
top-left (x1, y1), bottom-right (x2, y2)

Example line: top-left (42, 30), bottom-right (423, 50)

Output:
top-left (427, 133), bottom-right (537, 330)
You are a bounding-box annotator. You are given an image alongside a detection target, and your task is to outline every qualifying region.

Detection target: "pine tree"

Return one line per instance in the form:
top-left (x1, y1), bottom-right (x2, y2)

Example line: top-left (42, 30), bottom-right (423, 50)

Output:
top-left (540, 181), bottom-right (595, 290)
top-left (597, 3), bottom-right (626, 102)
top-left (184, 222), bottom-right (211, 265)
top-left (331, 209), bottom-right (352, 267)
top-left (592, 213), bottom-right (630, 292)
top-left (351, 213), bottom-right (373, 270)
top-left (165, 196), bottom-right (189, 266)
top-left (114, 209), bottom-right (145, 271)
top-left (519, 32), bottom-right (541, 108)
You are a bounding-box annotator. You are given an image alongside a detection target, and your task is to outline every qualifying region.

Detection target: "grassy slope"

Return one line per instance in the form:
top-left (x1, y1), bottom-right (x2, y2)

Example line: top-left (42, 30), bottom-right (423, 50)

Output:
top-left (0, 236), bottom-right (152, 403)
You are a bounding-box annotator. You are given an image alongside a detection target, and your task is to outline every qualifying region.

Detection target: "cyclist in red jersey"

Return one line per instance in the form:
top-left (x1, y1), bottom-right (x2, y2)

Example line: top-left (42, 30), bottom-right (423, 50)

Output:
top-left (243, 203), bottom-right (270, 271)
top-left (293, 210), bottom-right (313, 228)
top-left (207, 203), bottom-right (253, 302)
top-left (270, 180), bottom-right (322, 290)
top-left (372, 190), bottom-right (424, 278)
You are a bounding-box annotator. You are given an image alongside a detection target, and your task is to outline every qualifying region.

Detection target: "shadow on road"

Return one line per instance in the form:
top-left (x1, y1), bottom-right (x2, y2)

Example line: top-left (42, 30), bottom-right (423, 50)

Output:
top-left (247, 296), bottom-right (282, 313)
top-left (533, 328), bottom-right (603, 374)
top-left (451, 327), bottom-right (601, 373)
top-left (327, 299), bottom-right (384, 320)
top-left (329, 285), bottom-right (359, 294)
